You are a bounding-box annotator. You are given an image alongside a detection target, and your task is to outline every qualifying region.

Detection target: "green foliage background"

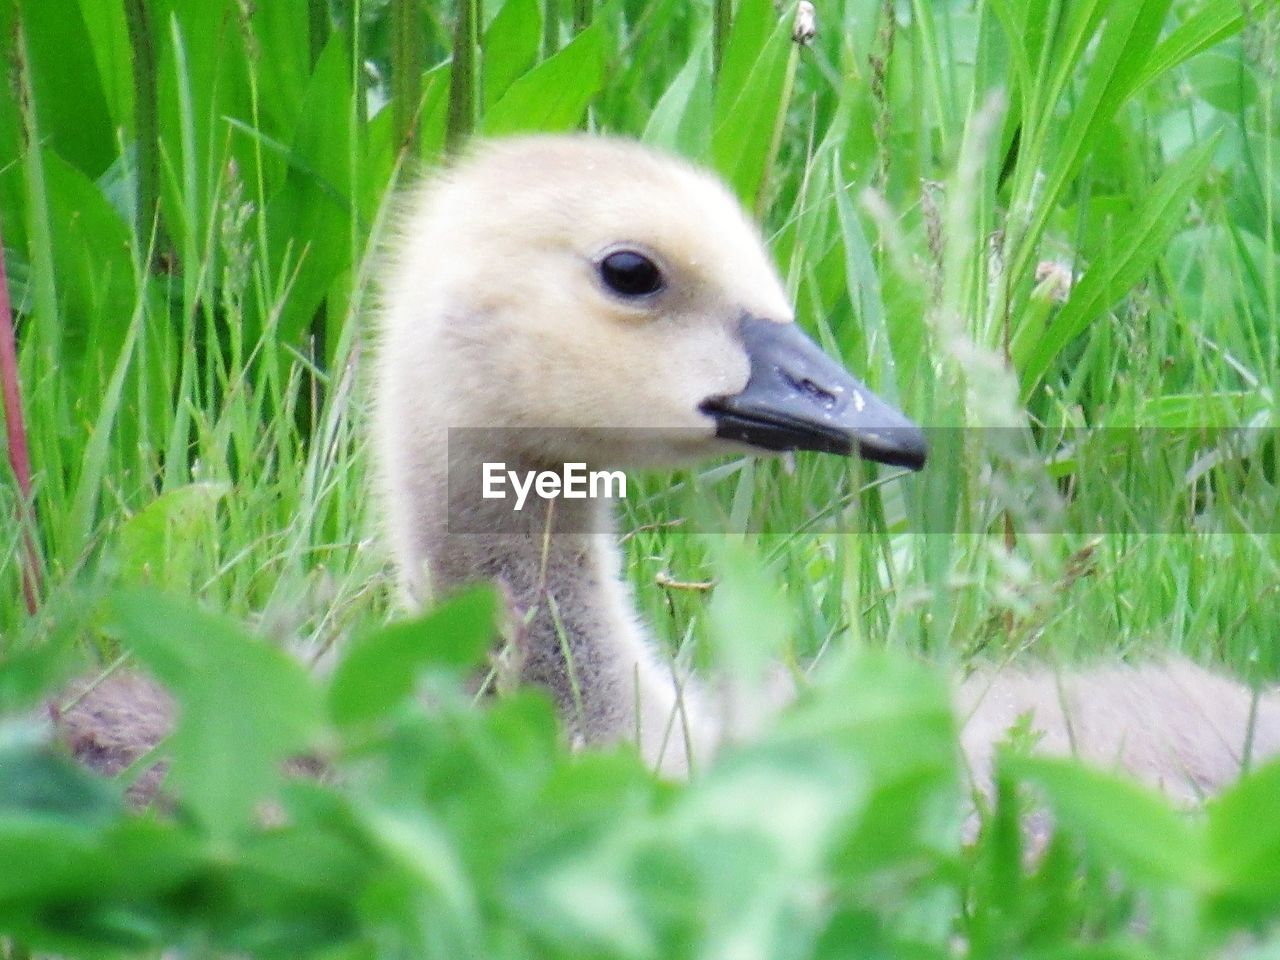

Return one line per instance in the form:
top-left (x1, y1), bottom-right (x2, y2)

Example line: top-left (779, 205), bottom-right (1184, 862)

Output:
top-left (0, 0), bottom-right (1279, 956)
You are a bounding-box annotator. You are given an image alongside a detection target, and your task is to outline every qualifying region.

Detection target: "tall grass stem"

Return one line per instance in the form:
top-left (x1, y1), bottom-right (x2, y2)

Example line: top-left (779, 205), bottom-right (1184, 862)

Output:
top-left (392, 0), bottom-right (425, 156)
top-left (124, 0), bottom-right (162, 258)
top-left (543, 0), bottom-right (559, 57)
top-left (446, 0), bottom-right (480, 151)
top-left (713, 0), bottom-right (732, 77)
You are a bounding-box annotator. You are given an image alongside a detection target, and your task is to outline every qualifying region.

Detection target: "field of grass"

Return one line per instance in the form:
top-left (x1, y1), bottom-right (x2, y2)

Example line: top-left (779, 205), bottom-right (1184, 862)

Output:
top-left (1, 0), bottom-right (1279, 956)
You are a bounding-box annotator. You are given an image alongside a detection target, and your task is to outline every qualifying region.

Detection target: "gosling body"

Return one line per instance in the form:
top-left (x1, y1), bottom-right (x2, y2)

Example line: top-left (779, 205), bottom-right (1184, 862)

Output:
top-left (962, 659), bottom-right (1280, 802)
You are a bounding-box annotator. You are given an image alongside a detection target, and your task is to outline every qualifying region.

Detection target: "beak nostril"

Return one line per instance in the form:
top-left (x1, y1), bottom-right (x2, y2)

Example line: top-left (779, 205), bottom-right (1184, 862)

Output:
top-left (784, 372), bottom-right (838, 410)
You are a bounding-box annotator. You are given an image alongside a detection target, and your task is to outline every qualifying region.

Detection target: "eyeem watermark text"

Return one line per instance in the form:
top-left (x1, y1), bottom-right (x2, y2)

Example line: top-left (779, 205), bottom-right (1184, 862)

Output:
top-left (448, 427), bottom-right (1280, 533)
top-left (482, 462), bottom-right (627, 511)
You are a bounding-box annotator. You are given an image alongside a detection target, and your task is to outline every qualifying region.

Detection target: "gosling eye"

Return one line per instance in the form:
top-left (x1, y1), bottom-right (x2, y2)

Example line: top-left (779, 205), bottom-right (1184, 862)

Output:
top-left (598, 249), bottom-right (665, 299)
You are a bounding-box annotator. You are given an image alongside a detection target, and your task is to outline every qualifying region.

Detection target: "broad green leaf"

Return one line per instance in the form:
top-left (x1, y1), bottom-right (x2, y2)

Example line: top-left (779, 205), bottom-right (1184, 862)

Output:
top-left (249, 0), bottom-right (314, 136)
top-left (116, 483), bottom-right (230, 591)
top-left (223, 826), bottom-right (367, 951)
top-left (799, 652), bottom-right (958, 875)
top-left (481, 20), bottom-right (606, 135)
top-left (282, 35), bottom-right (360, 221)
top-left (1183, 44), bottom-right (1257, 115)
top-left (0, 641), bottom-right (76, 714)
top-left (1016, 134), bottom-right (1221, 396)
top-left (414, 62), bottom-right (455, 166)
top-left (1003, 754), bottom-right (1205, 886)
top-left (642, 36), bottom-right (713, 159)
top-left (106, 590), bottom-right (322, 840)
top-left (0, 816), bottom-right (105, 902)
top-left (40, 149), bottom-right (137, 387)
top-left (75, 0), bottom-right (134, 133)
top-left (17, 0), bottom-right (115, 177)
top-left (0, 817), bottom-right (202, 947)
top-left (263, 33), bottom-right (358, 345)
top-left (507, 827), bottom-right (656, 957)
top-left (714, 0), bottom-right (772, 113)
top-left (1206, 758), bottom-right (1280, 923)
top-left (329, 586), bottom-right (499, 726)
top-left (359, 803), bottom-right (486, 958)
top-left (710, 3), bottom-right (794, 206)
top-left (0, 736), bottom-right (121, 824)
top-left (483, 0), bottom-right (542, 110)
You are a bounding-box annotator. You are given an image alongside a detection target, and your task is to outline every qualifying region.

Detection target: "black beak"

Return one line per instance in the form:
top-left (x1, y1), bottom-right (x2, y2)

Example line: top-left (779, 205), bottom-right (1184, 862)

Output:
top-left (700, 315), bottom-right (927, 471)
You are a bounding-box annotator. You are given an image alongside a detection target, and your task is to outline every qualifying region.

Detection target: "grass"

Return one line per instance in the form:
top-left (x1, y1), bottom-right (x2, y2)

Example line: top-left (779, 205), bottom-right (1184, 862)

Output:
top-left (1, 0), bottom-right (1279, 956)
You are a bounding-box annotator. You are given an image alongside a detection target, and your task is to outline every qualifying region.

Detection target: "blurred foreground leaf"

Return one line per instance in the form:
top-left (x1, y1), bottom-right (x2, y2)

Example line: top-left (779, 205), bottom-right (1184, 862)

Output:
top-left (329, 585), bottom-right (498, 726)
top-left (1003, 754), bottom-right (1205, 887)
top-left (1206, 758), bottom-right (1280, 925)
top-left (106, 590), bottom-right (322, 840)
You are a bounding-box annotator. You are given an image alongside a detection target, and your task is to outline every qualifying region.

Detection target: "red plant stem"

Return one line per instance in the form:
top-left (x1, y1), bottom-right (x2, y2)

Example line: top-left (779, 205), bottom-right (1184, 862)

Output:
top-left (0, 226), bottom-right (41, 614)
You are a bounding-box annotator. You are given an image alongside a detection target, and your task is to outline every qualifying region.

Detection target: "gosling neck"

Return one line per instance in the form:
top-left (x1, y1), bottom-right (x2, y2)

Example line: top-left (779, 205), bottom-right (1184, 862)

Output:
top-left (428, 440), bottom-right (705, 772)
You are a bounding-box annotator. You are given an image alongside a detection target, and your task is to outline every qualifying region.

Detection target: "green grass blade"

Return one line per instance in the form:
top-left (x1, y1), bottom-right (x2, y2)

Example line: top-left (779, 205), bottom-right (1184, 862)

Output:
top-left (1017, 134), bottom-right (1222, 397)
top-left (62, 296), bottom-right (144, 565)
top-left (1007, 0), bottom-right (1173, 289)
top-left (1131, 4), bottom-right (1248, 98)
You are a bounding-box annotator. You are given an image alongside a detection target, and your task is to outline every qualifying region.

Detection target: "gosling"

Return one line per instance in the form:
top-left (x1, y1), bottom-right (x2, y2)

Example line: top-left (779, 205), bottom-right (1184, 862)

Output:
top-left (370, 133), bottom-right (1280, 790)
top-left (57, 135), bottom-right (1279, 803)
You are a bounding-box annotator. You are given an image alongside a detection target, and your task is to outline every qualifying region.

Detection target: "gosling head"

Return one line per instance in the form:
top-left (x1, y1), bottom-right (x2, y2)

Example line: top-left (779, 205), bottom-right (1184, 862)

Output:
top-left (383, 135), bottom-right (926, 471)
